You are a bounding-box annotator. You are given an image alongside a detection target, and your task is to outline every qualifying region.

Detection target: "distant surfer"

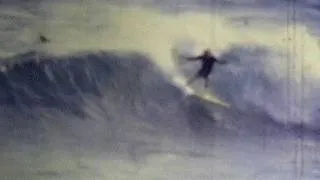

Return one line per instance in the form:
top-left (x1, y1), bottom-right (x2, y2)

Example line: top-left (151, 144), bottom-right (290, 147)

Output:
top-left (39, 34), bottom-right (50, 44)
top-left (182, 49), bottom-right (226, 88)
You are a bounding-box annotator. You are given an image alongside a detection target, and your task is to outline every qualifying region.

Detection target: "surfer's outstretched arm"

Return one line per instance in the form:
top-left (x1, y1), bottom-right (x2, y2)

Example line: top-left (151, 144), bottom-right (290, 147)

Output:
top-left (216, 59), bottom-right (227, 64)
top-left (183, 55), bottom-right (203, 61)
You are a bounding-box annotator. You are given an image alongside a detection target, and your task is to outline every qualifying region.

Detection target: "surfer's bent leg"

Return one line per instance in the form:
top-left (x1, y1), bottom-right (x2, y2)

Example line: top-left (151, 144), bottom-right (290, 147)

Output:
top-left (204, 77), bottom-right (209, 88)
top-left (202, 70), bottom-right (211, 88)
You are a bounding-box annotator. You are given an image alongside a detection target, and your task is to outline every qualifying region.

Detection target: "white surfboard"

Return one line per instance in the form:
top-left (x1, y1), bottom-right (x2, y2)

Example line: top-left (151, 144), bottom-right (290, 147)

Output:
top-left (193, 91), bottom-right (230, 108)
top-left (186, 87), bottom-right (230, 108)
top-left (172, 76), bottom-right (230, 108)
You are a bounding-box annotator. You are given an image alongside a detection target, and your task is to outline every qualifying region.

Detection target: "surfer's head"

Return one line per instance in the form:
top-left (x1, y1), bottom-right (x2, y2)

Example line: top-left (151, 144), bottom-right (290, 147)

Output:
top-left (203, 48), bottom-right (212, 56)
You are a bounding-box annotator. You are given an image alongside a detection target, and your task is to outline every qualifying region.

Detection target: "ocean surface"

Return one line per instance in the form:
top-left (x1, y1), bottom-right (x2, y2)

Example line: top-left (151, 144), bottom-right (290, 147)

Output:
top-left (1, 0), bottom-right (320, 179)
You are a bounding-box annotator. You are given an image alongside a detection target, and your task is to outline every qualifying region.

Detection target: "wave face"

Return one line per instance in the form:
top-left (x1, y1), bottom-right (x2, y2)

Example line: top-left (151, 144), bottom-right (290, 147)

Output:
top-left (20, 1), bottom-right (318, 129)
top-left (0, 51), bottom-right (218, 144)
top-left (0, 50), bottom-right (317, 180)
top-left (0, 50), bottom-right (289, 142)
top-left (2, 0), bottom-right (320, 130)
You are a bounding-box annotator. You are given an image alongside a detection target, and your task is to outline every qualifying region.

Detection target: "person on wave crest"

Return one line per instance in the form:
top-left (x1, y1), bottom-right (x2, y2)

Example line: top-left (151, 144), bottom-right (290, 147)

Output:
top-left (181, 48), bottom-right (227, 88)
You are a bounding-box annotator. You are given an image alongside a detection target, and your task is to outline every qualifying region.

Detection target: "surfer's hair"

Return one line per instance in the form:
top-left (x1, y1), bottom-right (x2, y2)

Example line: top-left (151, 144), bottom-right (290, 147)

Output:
top-left (204, 49), bottom-right (211, 55)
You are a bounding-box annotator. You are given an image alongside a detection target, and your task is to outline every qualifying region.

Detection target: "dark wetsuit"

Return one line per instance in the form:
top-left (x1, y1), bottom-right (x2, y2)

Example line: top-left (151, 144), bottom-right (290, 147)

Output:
top-left (185, 50), bottom-right (224, 88)
top-left (188, 53), bottom-right (218, 78)
top-left (196, 55), bottom-right (217, 78)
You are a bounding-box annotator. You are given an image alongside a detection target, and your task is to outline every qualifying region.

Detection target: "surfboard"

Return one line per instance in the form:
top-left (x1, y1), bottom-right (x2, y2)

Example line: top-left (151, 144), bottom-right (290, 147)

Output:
top-left (193, 90), bottom-right (230, 108)
top-left (186, 87), bottom-right (230, 108)
top-left (172, 76), bottom-right (230, 108)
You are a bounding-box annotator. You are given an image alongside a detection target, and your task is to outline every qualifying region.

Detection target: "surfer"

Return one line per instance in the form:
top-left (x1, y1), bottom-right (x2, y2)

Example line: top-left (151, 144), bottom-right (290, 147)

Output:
top-left (39, 34), bottom-right (50, 44)
top-left (183, 49), bottom-right (226, 88)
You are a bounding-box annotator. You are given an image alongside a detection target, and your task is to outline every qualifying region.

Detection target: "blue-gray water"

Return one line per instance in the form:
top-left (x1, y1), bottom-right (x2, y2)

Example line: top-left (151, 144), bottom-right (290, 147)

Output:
top-left (0, 50), bottom-right (318, 180)
top-left (1, 0), bottom-right (320, 179)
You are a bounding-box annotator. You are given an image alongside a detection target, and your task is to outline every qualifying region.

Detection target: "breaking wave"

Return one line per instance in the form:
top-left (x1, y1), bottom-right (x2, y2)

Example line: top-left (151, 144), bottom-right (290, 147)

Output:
top-left (0, 50), bottom-right (311, 147)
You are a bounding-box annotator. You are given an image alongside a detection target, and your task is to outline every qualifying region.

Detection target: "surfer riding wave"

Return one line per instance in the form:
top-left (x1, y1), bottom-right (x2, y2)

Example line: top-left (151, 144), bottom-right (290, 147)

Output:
top-left (181, 49), bottom-right (227, 88)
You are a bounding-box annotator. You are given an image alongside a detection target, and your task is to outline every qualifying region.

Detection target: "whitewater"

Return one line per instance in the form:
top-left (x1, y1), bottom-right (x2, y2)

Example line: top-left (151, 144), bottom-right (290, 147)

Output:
top-left (1, 0), bottom-right (320, 179)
